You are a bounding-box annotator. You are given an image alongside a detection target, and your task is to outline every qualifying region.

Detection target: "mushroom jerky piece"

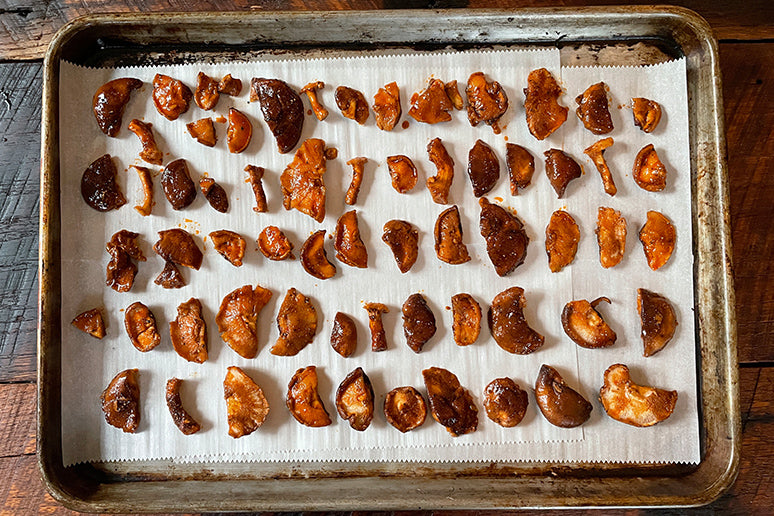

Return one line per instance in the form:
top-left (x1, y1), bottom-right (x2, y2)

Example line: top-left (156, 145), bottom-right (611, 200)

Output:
top-left (637, 288), bottom-right (678, 357)
top-left (106, 229), bottom-right (146, 293)
top-left (209, 230), bottom-right (245, 267)
top-left (199, 177), bottom-right (229, 213)
top-left (227, 108), bottom-right (252, 153)
top-left (132, 165), bottom-right (154, 216)
top-left (535, 365), bottom-right (592, 428)
top-left (224, 366), bottom-right (270, 438)
top-left (386, 155), bottom-right (418, 194)
top-left (334, 210), bottom-right (368, 268)
top-left (445, 80), bottom-right (464, 110)
top-left (335, 86), bottom-right (369, 124)
top-left (372, 81), bottom-right (401, 131)
top-left (218, 74), bottom-right (242, 96)
top-left (600, 364), bottom-right (677, 427)
top-left (364, 302), bottom-right (389, 352)
top-left (345, 157), bottom-right (368, 204)
top-left (451, 293), bottom-right (481, 346)
top-left (466, 71), bottom-right (509, 134)
top-left (154, 261), bottom-right (186, 289)
top-left (384, 386), bottom-right (427, 433)
top-left (575, 82), bottom-right (614, 135)
top-left (381, 220), bottom-right (418, 273)
top-left (251, 78), bottom-right (304, 153)
top-left (301, 81), bottom-right (328, 121)
top-left (186, 117), bottom-right (217, 147)
top-left (422, 366), bottom-right (478, 436)
top-left (336, 367), bottom-right (375, 431)
top-left (479, 197), bottom-right (529, 276)
top-left (434, 205), bottom-right (471, 265)
top-left (217, 284), bottom-right (273, 359)
top-left (245, 165), bottom-right (268, 213)
top-left (128, 119), bottom-right (163, 165)
top-left (170, 298), bottom-right (208, 363)
top-left (81, 154), bottom-right (126, 212)
top-left (301, 230), bottom-right (336, 279)
top-left (632, 97), bottom-right (662, 133)
top-left (286, 365), bottom-right (331, 427)
top-left (113, 230), bottom-right (150, 264)
top-left (483, 377), bottom-right (528, 427)
top-left (632, 144), bottom-right (668, 192)
top-left (544, 149), bottom-right (582, 198)
top-left (154, 228), bottom-right (203, 270)
top-left (467, 140), bottom-right (500, 197)
top-left (271, 288), bottom-right (317, 356)
top-left (124, 302), bottom-right (161, 352)
top-left (488, 286), bottom-right (544, 354)
top-left (257, 226), bottom-right (294, 261)
top-left (72, 308), bottom-right (105, 339)
top-left (505, 143), bottom-right (535, 195)
top-left (93, 78), bottom-right (142, 136)
top-left (402, 293), bottom-right (436, 353)
top-left (166, 378), bottom-right (201, 435)
top-left (562, 297), bottom-right (616, 349)
top-left (545, 210), bottom-right (580, 273)
top-left (152, 73), bottom-right (192, 120)
top-left (639, 210), bottom-right (676, 270)
top-left (583, 137), bottom-right (617, 196)
top-left (161, 159), bottom-right (196, 210)
top-left (194, 71), bottom-right (219, 110)
top-left (524, 68), bottom-right (568, 140)
top-left (101, 369), bottom-right (140, 433)
top-left (330, 312), bottom-right (357, 358)
top-left (426, 138), bottom-right (454, 204)
top-left (409, 78), bottom-right (453, 124)
top-left (280, 138), bottom-right (328, 222)
top-left (595, 207), bottom-right (627, 268)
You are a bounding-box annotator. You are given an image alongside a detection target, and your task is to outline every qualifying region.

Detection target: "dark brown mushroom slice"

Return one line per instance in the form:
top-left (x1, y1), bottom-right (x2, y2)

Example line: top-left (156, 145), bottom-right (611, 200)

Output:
top-left (194, 71), bottom-right (220, 110)
top-left (224, 366), bottom-right (270, 438)
top-left (152, 73), bottom-right (192, 120)
top-left (596, 207), bottom-right (627, 268)
top-left (218, 74), bottom-right (242, 96)
top-left (330, 312), bottom-right (357, 358)
top-left (132, 165), bottom-right (154, 216)
top-left (334, 210), bottom-right (368, 268)
top-left (632, 97), bottom-right (662, 133)
top-left (280, 138), bottom-right (327, 222)
top-left (301, 230), bottom-right (336, 279)
top-left (535, 365), bottom-right (592, 428)
top-left (483, 377), bottom-right (528, 427)
top-left (583, 137), bottom-right (617, 196)
top-left (524, 68), bottom-right (568, 140)
top-left (544, 149), bottom-right (582, 198)
top-left (209, 230), bottom-right (245, 267)
top-left (154, 260), bottom-right (186, 289)
top-left (250, 78), bottom-right (304, 153)
top-left (466, 71), bottom-right (509, 134)
top-left (505, 143), bottom-right (534, 195)
top-left (488, 286), bottom-right (544, 354)
top-left (381, 220), bottom-right (418, 273)
top-left (600, 364), bottom-right (677, 427)
top-left (575, 82), bottom-right (614, 134)
top-left (639, 211), bottom-right (676, 270)
top-left (153, 228), bottom-right (202, 270)
top-left (335, 86), bottom-right (369, 124)
top-left (199, 177), bottom-right (229, 213)
top-left (409, 78), bottom-right (453, 124)
top-left (426, 137), bottom-right (454, 204)
top-left (81, 154), bottom-right (127, 212)
top-left (161, 159), bottom-right (196, 210)
top-left (286, 365), bottom-right (331, 427)
top-left (301, 81), bottom-right (329, 121)
top-left (632, 144), bottom-right (668, 192)
top-left (93, 78), bottom-right (143, 136)
top-left (384, 386), bottom-right (427, 432)
top-left (434, 205), bottom-right (471, 265)
top-left (124, 302), bottom-right (161, 352)
top-left (345, 157), bottom-right (368, 204)
top-left (244, 165), bottom-right (268, 213)
top-left (386, 155), bottom-right (418, 193)
top-left (372, 81), bottom-right (401, 131)
top-left (186, 117), bottom-right (217, 147)
top-left (109, 229), bottom-right (145, 261)
top-left (257, 226), bottom-right (294, 261)
top-left (545, 210), bottom-right (580, 273)
top-left (562, 297), bottom-right (616, 348)
top-left (227, 108), bottom-right (252, 153)
top-left (166, 378), bottom-right (201, 435)
top-left (637, 289), bottom-right (678, 357)
top-left (271, 288), bottom-right (317, 356)
top-left (402, 293), bottom-right (436, 353)
top-left (216, 284), bottom-right (273, 359)
top-left (105, 230), bottom-right (145, 293)
top-left (101, 369), bottom-right (140, 433)
top-left (127, 120), bottom-right (163, 165)
top-left (170, 298), bottom-right (208, 363)
top-left (422, 367), bottom-right (478, 437)
top-left (451, 293), bottom-right (481, 347)
top-left (72, 308), bottom-right (105, 339)
top-left (479, 197), bottom-right (529, 276)
top-left (335, 367), bottom-right (375, 431)
top-left (467, 140), bottom-right (500, 197)
top-left (364, 303), bottom-right (389, 352)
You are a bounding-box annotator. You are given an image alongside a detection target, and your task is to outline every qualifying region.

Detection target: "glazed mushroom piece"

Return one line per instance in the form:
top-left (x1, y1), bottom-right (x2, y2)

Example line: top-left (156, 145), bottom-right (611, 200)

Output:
top-left (81, 154), bottom-right (127, 212)
top-left (301, 230), bottom-right (337, 280)
top-left (383, 386), bottom-right (427, 433)
top-left (106, 229), bottom-right (146, 293)
top-left (300, 81), bottom-right (329, 121)
top-left (479, 197), bottom-right (529, 276)
top-left (465, 71), bottom-right (509, 134)
top-left (382, 220), bottom-right (419, 273)
top-left (330, 312), bottom-right (357, 358)
top-left (386, 155), bottom-right (418, 194)
top-left (227, 108), bottom-right (252, 153)
top-left (132, 165), bottom-right (154, 216)
top-left (600, 364), bottom-right (677, 427)
top-left (583, 137), bottom-right (617, 196)
top-left (426, 138), bottom-right (455, 204)
top-left (534, 365), bottom-right (592, 428)
top-left (467, 140), bottom-right (500, 197)
top-left (632, 144), bottom-right (668, 191)
top-left (280, 138), bottom-right (328, 222)
top-left (199, 177), bottom-right (229, 213)
top-left (595, 207), bottom-right (627, 268)
top-left (335, 367), bottom-right (375, 431)
top-left (483, 377), bottom-right (529, 427)
top-left (364, 302), bottom-right (389, 352)
top-left (72, 308), bottom-right (105, 339)
top-left (632, 97), bottom-right (662, 133)
top-left (408, 78), bottom-right (453, 124)
top-left (402, 293), bottom-right (436, 353)
top-left (186, 118), bottom-right (217, 147)
top-left (445, 80), bottom-right (464, 110)
top-left (101, 369), bottom-right (140, 433)
top-left (545, 210), bottom-right (580, 273)
top-left (209, 230), bottom-right (246, 267)
top-left (124, 302), bottom-right (161, 352)
top-left (218, 74), bottom-right (242, 96)
top-left (245, 165), bottom-right (268, 213)
top-left (422, 367), bottom-right (478, 436)
top-left (128, 119), bottom-right (163, 165)
top-left (434, 205), bottom-right (471, 265)
top-left (224, 366), bottom-right (270, 438)
top-left (451, 293), bottom-right (481, 346)
top-left (166, 378), bottom-right (201, 435)
top-left (216, 284), bottom-right (273, 359)
top-left (271, 288), bottom-right (317, 356)
top-left (505, 143), bottom-right (535, 195)
top-left (154, 261), bottom-right (185, 289)
top-left (372, 81), bottom-right (401, 131)
top-left (194, 71), bottom-right (220, 110)
top-left (524, 68), bottom-right (568, 140)
top-left (93, 77), bottom-right (142, 136)
top-left (169, 298), bottom-right (208, 363)
top-left (345, 157), bottom-right (368, 204)
top-left (286, 365), bottom-right (332, 427)
top-left (257, 226), bottom-right (294, 261)
top-left (562, 298), bottom-right (617, 348)
top-left (152, 73), bottom-right (192, 120)
top-left (639, 210), bottom-right (676, 270)
top-left (335, 86), bottom-right (370, 124)
top-left (161, 159), bottom-right (197, 210)
top-left (575, 82), bottom-right (614, 135)
top-left (154, 228), bottom-right (203, 271)
top-left (488, 286), bottom-right (544, 354)
top-left (544, 149), bottom-right (582, 198)
top-left (250, 78), bottom-right (304, 153)
top-left (638, 288), bottom-right (678, 357)
top-left (334, 210), bottom-right (368, 268)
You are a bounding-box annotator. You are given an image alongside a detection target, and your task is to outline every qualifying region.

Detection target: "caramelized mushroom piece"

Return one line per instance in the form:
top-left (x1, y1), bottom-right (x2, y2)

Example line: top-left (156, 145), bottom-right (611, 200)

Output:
top-left (194, 71), bottom-right (220, 110)
top-left (335, 86), bottom-right (369, 124)
top-left (422, 367), bottom-right (478, 436)
top-left (384, 386), bottom-right (427, 432)
top-left (224, 366), bottom-right (270, 438)
top-left (166, 378), bottom-right (201, 435)
top-left (286, 365), bottom-right (331, 427)
top-left (101, 369), bottom-right (140, 433)
top-left (217, 284), bottom-right (273, 359)
top-left (93, 78), bottom-right (142, 136)
top-left (301, 81), bottom-right (328, 121)
top-left (161, 159), bottom-right (196, 210)
top-left (330, 312), bottom-right (357, 358)
top-left (218, 74), bottom-right (242, 96)
top-left (595, 207), bottom-right (627, 268)
top-left (524, 68), bottom-right (568, 140)
top-left (545, 210), bottom-right (580, 273)
top-left (639, 211), bottom-right (676, 270)
top-left (124, 302), bottom-right (160, 352)
top-left (451, 293), bottom-right (481, 346)
top-left (250, 78), bottom-right (304, 153)
top-left (372, 81), bottom-right (401, 131)
top-left (271, 288), bottom-right (317, 356)
top-left (600, 364), bottom-right (677, 427)
top-left (154, 261), bottom-right (186, 289)
top-left (484, 377), bottom-right (528, 427)
top-left (280, 138), bottom-right (327, 222)
top-left (336, 367), bottom-right (375, 431)
top-left (132, 165), bottom-right (154, 216)
top-left (81, 154), bottom-right (126, 212)
top-left (72, 308), bottom-right (105, 339)
top-left (227, 108), bottom-right (252, 153)
top-left (488, 286), bottom-right (544, 354)
top-left (364, 302), bottom-right (389, 352)
top-left (505, 143), bottom-right (535, 195)
top-left (562, 297), bottom-right (616, 348)
top-left (467, 140), bottom-right (500, 197)
top-left (186, 117), bottom-right (217, 147)
top-left (128, 120), bottom-right (163, 165)
top-left (638, 288), bottom-right (678, 357)
top-left (381, 220), bottom-right (418, 273)
top-left (479, 198), bottom-right (529, 276)
top-left (402, 293), bottom-right (436, 353)
top-left (545, 149), bottom-right (582, 198)
top-left (426, 137), bottom-right (454, 204)
top-left (334, 210), bottom-right (368, 268)
top-left (632, 97), bottom-right (662, 133)
top-left (575, 82), bottom-right (613, 134)
top-left (434, 205), bottom-right (470, 265)
top-left (257, 226), bottom-right (294, 261)
top-left (301, 230), bottom-right (336, 280)
top-left (154, 228), bottom-right (203, 270)
top-left (583, 137), bottom-right (617, 196)
top-left (633, 144), bottom-right (668, 192)
top-left (245, 165), bottom-right (268, 213)
top-left (535, 365), bottom-right (592, 428)
top-left (386, 155), bottom-right (418, 194)
top-left (106, 229), bottom-right (145, 293)
top-left (199, 177), bottom-right (228, 213)
top-left (466, 71), bottom-right (509, 134)
top-left (409, 78), bottom-right (453, 124)
top-left (345, 157), bottom-right (368, 204)
top-left (152, 73), bottom-right (192, 120)
top-left (209, 229), bottom-right (245, 267)
top-left (170, 298), bottom-right (207, 363)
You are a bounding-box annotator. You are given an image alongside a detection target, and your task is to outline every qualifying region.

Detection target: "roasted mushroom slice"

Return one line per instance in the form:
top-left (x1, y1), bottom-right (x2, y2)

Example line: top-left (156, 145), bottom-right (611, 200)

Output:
top-left (505, 143), bottom-right (535, 195)
top-left (227, 108), bottom-right (252, 153)
top-left (124, 302), bottom-right (160, 352)
top-left (426, 138), bottom-right (454, 204)
top-left (384, 386), bottom-right (427, 432)
top-left (562, 298), bottom-right (616, 349)
top-left (186, 117), bottom-right (217, 147)
top-left (250, 78), bottom-right (304, 153)
top-left (451, 293), bottom-right (481, 346)
top-left (330, 312), bottom-right (357, 358)
top-left (166, 378), bottom-right (201, 435)
top-left (434, 205), bottom-right (471, 265)
top-left (479, 197), bottom-right (529, 276)
top-left (467, 140), bottom-right (500, 197)
top-left (524, 68), bottom-right (568, 140)
top-left (595, 207), bottom-right (627, 268)
top-left (161, 159), bottom-right (196, 210)
top-left (199, 177), bottom-right (228, 213)
top-left (218, 74), bottom-right (242, 96)
top-left (224, 366), bottom-right (270, 438)
top-left (245, 165), bottom-right (268, 213)
top-left (422, 367), bottom-right (478, 436)
top-left (257, 226), bottom-right (294, 261)
top-left (209, 230), bottom-right (245, 267)
top-left (154, 261), bottom-right (186, 289)
top-left (280, 138), bottom-right (327, 222)
top-left (466, 71), bottom-right (509, 134)
top-left (638, 289), bottom-right (678, 357)
top-left (381, 220), bottom-right (418, 273)
top-left (81, 154), bottom-right (126, 212)
top-left (632, 97), bottom-right (662, 133)
top-left (128, 119), bottom-right (163, 165)
top-left (545, 149), bottom-right (582, 198)
top-left (409, 78), bottom-right (453, 124)
top-left (217, 284), bottom-right (273, 359)
top-left (334, 210), bottom-right (368, 268)
top-left (386, 155), bottom-right (418, 194)
top-left (132, 165), bottom-right (154, 216)
top-left (545, 210), bottom-right (580, 273)
top-left (575, 82), bottom-right (613, 134)
top-left (93, 78), bottom-right (143, 136)
top-left (633, 144), bottom-right (668, 192)
top-left (345, 157), bottom-right (368, 204)
top-left (72, 308), bottom-right (105, 339)
top-left (106, 229), bottom-right (145, 293)
top-left (372, 81), bottom-right (401, 131)
top-left (194, 71), bottom-right (219, 110)
top-left (484, 377), bottom-right (528, 427)
top-left (402, 293), bottom-right (436, 353)
top-left (335, 86), bottom-right (369, 124)
top-left (301, 230), bottom-right (336, 279)
top-left (488, 286), bottom-right (544, 354)
top-left (152, 73), bottom-right (192, 120)
top-left (639, 210), bottom-right (676, 270)
top-left (583, 137), bottom-right (617, 196)
top-left (364, 302), bottom-right (389, 352)
top-left (154, 228), bottom-right (203, 270)
top-left (271, 288), bottom-right (317, 356)
top-left (600, 364), bottom-right (677, 427)
top-left (101, 369), bottom-right (140, 433)
top-left (445, 80), bottom-right (464, 110)
top-left (301, 81), bottom-right (328, 121)
top-left (169, 298), bottom-right (207, 363)
top-left (286, 365), bottom-right (331, 427)
top-left (336, 367), bottom-right (375, 431)
top-left (535, 365), bottom-right (592, 428)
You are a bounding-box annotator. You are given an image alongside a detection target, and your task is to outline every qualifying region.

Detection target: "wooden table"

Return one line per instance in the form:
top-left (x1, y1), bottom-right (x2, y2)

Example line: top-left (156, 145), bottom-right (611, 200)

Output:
top-left (1, 1), bottom-right (771, 513)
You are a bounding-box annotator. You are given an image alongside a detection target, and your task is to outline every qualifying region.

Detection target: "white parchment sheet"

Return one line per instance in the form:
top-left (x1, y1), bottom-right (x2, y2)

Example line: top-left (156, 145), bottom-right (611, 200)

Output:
top-left (58, 49), bottom-right (698, 466)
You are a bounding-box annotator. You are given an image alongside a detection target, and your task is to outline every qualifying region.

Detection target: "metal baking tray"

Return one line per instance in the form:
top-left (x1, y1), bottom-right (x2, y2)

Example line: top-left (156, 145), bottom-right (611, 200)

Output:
top-left (39, 7), bottom-right (738, 511)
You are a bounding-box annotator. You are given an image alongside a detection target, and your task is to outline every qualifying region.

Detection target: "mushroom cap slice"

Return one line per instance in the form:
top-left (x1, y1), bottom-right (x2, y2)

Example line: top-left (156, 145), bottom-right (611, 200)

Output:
top-left (224, 366), bottom-right (270, 438)
top-left (488, 286), bottom-right (544, 354)
top-left (638, 288), bottom-right (678, 357)
top-left (216, 285), bottom-right (273, 359)
top-left (561, 297), bottom-right (616, 349)
top-left (100, 369), bottom-right (140, 433)
top-left (383, 386), bottom-right (427, 433)
top-left (286, 365), bottom-right (331, 427)
top-left (301, 229), bottom-right (336, 279)
top-left (271, 288), bottom-right (317, 356)
top-left (335, 367), bottom-right (375, 431)
top-left (422, 366), bottom-right (478, 436)
top-left (535, 365), bottom-right (592, 428)
top-left (600, 364), bottom-right (677, 427)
